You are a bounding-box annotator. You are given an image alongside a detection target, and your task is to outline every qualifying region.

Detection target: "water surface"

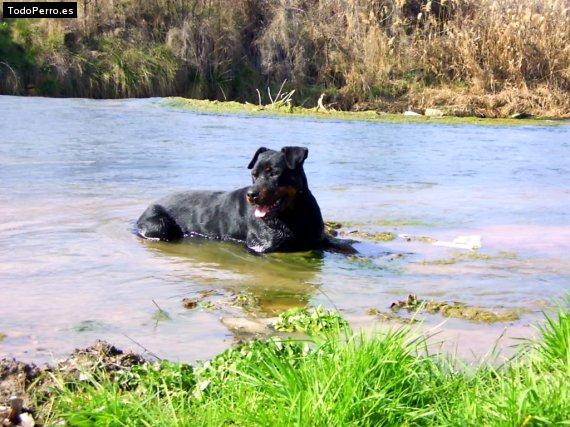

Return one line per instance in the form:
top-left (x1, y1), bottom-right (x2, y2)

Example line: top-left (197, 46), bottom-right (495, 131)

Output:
top-left (1, 96), bottom-right (568, 363)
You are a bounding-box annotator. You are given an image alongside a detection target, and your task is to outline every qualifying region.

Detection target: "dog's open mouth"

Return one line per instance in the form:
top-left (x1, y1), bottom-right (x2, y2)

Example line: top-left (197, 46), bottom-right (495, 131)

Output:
top-left (254, 198), bottom-right (283, 218)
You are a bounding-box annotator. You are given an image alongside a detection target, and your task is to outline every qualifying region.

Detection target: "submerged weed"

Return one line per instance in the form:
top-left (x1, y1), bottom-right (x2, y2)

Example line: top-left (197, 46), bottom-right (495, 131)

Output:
top-left (366, 307), bottom-right (418, 324)
top-left (421, 250), bottom-right (518, 266)
top-left (198, 301), bottom-right (216, 310)
top-left (324, 220), bottom-right (343, 237)
top-left (72, 320), bottom-right (107, 332)
top-left (343, 230), bottom-right (397, 242)
top-left (390, 294), bottom-right (520, 323)
top-left (229, 292), bottom-right (260, 313)
top-left (151, 300), bottom-right (172, 323)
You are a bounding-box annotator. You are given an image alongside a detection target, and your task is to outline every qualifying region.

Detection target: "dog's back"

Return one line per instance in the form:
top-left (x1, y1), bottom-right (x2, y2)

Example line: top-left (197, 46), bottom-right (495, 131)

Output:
top-left (138, 189), bottom-right (249, 241)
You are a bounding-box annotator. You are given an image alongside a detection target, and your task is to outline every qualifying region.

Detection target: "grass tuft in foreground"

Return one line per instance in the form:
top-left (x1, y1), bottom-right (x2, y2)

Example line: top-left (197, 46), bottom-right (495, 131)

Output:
top-left (273, 305), bottom-right (349, 334)
top-left (37, 305), bottom-right (569, 426)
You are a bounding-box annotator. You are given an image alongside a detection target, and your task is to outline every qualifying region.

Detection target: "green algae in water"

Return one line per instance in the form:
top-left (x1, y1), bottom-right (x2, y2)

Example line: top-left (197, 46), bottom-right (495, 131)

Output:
top-left (230, 291), bottom-right (261, 313)
top-left (421, 250), bottom-right (518, 266)
top-left (324, 221), bottom-right (398, 241)
top-left (324, 221), bottom-right (343, 237)
top-left (366, 308), bottom-right (418, 324)
top-left (268, 249), bottom-right (324, 265)
top-left (344, 230), bottom-right (397, 242)
top-left (151, 300), bottom-right (172, 322)
top-left (400, 234), bottom-right (437, 243)
top-left (348, 255), bottom-right (378, 268)
top-left (183, 289), bottom-right (224, 310)
top-left (326, 218), bottom-right (438, 230)
top-left (151, 309), bottom-right (171, 322)
top-left (390, 294), bottom-right (520, 323)
top-left (73, 320), bottom-right (108, 332)
top-left (199, 301), bottom-right (216, 311)
top-left (364, 218), bottom-right (437, 227)
top-left (165, 98), bottom-right (565, 127)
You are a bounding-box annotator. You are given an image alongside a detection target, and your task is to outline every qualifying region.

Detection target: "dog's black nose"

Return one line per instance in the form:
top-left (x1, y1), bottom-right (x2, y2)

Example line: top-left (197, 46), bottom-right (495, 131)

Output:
top-left (247, 190), bottom-right (259, 203)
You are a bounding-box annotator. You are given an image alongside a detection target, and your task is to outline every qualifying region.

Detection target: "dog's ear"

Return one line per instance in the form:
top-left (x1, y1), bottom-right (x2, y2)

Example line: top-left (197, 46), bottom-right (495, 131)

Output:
top-left (281, 146), bottom-right (308, 169)
top-left (247, 147), bottom-right (268, 169)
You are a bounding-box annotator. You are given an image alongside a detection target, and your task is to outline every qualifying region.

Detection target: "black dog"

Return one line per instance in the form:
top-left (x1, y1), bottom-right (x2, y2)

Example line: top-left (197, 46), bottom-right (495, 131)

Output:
top-left (137, 146), bottom-right (334, 253)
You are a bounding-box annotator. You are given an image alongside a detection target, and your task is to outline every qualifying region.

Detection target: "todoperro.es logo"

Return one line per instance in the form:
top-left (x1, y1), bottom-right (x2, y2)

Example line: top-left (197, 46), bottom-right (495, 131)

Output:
top-left (3, 2), bottom-right (78, 18)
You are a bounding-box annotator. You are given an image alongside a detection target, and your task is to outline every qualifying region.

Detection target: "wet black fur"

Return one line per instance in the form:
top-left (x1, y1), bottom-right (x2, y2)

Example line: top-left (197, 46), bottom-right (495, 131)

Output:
top-left (136, 146), bottom-right (332, 253)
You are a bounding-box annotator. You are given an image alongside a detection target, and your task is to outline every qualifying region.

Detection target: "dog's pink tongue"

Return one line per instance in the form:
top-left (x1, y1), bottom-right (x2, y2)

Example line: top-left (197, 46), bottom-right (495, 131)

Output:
top-left (255, 206), bottom-right (269, 218)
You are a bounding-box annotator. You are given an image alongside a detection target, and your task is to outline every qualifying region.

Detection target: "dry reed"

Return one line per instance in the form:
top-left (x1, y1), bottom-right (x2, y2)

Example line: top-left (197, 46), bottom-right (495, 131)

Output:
top-left (0, 0), bottom-right (568, 116)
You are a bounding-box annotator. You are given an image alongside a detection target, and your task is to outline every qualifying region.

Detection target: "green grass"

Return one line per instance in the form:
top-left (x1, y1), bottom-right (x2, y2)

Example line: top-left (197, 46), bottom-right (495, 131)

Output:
top-left (273, 306), bottom-right (349, 334)
top-left (166, 97), bottom-right (569, 127)
top-left (37, 305), bottom-right (570, 426)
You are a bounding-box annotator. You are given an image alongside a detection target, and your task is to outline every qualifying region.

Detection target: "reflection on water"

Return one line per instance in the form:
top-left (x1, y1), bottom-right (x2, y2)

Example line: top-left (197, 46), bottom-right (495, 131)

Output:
top-left (144, 239), bottom-right (325, 314)
top-left (0, 95), bottom-right (569, 363)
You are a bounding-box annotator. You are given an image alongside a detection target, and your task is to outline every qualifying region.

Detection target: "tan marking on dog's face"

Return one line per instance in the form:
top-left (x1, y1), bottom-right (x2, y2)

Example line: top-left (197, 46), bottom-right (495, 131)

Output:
top-left (259, 188), bottom-right (270, 202)
top-left (275, 185), bottom-right (298, 210)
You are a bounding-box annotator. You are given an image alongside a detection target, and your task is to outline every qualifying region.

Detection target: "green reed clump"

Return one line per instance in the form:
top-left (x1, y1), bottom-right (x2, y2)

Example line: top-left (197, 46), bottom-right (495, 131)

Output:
top-left (93, 38), bottom-right (178, 98)
top-left (440, 304), bottom-right (570, 424)
top-left (3, 17), bottom-right (179, 98)
top-left (37, 303), bottom-right (570, 426)
top-left (532, 300), bottom-right (570, 370)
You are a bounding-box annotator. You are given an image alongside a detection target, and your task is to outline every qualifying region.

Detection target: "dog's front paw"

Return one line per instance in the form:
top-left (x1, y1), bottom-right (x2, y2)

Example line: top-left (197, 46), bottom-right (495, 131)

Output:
top-left (246, 236), bottom-right (272, 254)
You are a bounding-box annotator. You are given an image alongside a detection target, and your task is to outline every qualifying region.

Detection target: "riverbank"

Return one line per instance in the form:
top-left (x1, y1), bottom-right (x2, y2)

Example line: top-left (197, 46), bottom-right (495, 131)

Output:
top-left (166, 97), bottom-right (568, 126)
top-left (2, 305), bottom-right (568, 426)
top-left (1, 0), bottom-right (569, 118)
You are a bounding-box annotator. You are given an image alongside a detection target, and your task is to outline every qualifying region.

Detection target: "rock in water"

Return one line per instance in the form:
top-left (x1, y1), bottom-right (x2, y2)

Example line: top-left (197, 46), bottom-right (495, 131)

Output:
top-left (433, 235), bottom-right (482, 250)
top-left (221, 317), bottom-right (273, 335)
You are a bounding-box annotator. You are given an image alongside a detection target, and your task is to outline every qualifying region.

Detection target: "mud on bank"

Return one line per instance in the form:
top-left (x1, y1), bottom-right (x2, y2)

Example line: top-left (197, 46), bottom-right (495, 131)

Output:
top-left (0, 341), bottom-right (145, 426)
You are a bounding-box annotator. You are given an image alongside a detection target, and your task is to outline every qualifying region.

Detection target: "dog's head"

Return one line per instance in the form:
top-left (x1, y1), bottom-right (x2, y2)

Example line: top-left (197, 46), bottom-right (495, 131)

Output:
top-left (246, 146), bottom-right (309, 219)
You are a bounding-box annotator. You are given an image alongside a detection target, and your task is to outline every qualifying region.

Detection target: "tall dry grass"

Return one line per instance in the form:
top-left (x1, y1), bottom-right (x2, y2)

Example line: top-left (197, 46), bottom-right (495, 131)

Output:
top-left (411, 0), bottom-right (570, 116)
top-left (1, 0), bottom-right (568, 116)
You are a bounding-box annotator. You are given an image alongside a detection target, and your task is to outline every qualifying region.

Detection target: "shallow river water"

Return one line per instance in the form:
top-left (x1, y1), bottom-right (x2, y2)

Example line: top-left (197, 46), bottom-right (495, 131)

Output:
top-left (1, 96), bottom-right (569, 364)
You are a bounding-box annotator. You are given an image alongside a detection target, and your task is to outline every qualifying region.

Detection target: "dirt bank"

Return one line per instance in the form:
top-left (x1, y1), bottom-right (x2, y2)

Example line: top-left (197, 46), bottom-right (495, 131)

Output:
top-left (0, 341), bottom-right (145, 426)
